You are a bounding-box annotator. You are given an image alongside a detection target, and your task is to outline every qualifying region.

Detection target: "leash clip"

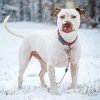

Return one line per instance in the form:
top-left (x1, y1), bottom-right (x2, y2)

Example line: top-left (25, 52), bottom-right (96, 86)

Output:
top-left (65, 66), bottom-right (69, 73)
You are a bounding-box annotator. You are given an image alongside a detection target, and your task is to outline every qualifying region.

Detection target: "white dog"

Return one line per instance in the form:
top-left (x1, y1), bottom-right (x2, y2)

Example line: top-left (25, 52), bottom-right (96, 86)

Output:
top-left (3, 8), bottom-right (86, 94)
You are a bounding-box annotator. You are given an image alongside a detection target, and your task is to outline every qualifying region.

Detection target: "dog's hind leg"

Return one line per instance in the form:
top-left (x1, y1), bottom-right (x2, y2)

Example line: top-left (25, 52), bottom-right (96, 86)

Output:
top-left (30, 51), bottom-right (47, 87)
top-left (18, 44), bottom-right (31, 89)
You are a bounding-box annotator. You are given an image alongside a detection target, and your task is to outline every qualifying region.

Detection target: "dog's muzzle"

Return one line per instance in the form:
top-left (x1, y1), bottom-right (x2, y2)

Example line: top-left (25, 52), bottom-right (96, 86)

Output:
top-left (62, 22), bottom-right (74, 33)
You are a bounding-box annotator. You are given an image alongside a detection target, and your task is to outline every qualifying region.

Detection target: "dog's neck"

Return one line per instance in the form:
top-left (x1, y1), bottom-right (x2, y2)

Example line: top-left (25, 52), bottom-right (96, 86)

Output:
top-left (58, 30), bottom-right (78, 42)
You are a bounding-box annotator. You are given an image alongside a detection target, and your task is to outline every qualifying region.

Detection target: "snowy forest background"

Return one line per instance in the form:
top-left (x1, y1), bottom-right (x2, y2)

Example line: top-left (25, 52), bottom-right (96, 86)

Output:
top-left (0, 0), bottom-right (100, 28)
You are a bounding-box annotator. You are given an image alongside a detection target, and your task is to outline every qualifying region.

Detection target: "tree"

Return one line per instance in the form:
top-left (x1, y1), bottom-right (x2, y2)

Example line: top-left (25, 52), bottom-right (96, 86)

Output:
top-left (88, 0), bottom-right (96, 18)
top-left (38, 0), bottom-right (43, 22)
top-left (18, 0), bottom-right (24, 21)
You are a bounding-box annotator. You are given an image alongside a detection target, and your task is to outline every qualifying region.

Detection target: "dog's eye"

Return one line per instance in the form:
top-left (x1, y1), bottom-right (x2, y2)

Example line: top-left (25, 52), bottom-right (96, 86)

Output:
top-left (60, 15), bottom-right (65, 19)
top-left (71, 15), bottom-right (77, 19)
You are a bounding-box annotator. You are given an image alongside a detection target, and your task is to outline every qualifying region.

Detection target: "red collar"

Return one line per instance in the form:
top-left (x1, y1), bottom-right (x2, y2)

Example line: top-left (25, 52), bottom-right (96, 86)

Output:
top-left (58, 30), bottom-right (78, 47)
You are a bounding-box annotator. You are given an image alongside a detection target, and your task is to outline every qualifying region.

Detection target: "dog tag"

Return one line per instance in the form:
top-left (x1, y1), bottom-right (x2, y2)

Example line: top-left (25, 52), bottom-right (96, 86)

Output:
top-left (64, 47), bottom-right (71, 54)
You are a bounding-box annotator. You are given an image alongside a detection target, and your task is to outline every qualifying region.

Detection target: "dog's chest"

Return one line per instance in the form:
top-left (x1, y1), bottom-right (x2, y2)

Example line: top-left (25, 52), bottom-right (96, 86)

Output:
top-left (49, 42), bottom-right (70, 67)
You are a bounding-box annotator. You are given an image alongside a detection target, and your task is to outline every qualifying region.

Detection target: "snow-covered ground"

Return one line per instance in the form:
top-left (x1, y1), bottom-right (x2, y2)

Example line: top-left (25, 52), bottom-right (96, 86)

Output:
top-left (0, 22), bottom-right (100, 100)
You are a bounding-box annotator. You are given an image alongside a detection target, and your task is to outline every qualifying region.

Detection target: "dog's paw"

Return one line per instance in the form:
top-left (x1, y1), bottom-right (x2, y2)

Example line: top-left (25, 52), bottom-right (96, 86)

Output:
top-left (69, 85), bottom-right (77, 90)
top-left (18, 86), bottom-right (23, 89)
top-left (69, 84), bottom-right (77, 89)
top-left (48, 87), bottom-right (59, 95)
top-left (41, 83), bottom-right (47, 88)
top-left (68, 88), bottom-right (76, 93)
top-left (67, 84), bottom-right (77, 93)
top-left (66, 87), bottom-right (77, 94)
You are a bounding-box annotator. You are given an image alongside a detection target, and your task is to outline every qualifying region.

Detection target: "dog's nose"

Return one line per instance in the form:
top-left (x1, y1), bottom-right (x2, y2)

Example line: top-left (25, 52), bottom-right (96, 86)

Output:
top-left (64, 21), bottom-right (71, 26)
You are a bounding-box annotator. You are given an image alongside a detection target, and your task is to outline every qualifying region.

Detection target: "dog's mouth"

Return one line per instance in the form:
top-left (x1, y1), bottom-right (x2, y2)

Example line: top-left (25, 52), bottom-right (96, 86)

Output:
top-left (62, 22), bottom-right (74, 33)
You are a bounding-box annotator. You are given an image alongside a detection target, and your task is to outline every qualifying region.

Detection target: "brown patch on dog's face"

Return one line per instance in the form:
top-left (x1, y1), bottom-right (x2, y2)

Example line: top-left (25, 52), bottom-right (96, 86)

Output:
top-left (51, 8), bottom-right (61, 17)
top-left (76, 8), bottom-right (92, 22)
top-left (76, 8), bottom-right (86, 17)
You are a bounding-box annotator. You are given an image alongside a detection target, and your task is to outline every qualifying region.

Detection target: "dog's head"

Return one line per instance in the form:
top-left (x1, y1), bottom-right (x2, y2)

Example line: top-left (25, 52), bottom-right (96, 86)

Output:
top-left (51, 8), bottom-right (85, 33)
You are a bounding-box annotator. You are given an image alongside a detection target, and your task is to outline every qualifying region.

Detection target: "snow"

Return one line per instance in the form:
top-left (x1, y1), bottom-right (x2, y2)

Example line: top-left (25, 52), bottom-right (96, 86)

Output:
top-left (0, 22), bottom-right (100, 100)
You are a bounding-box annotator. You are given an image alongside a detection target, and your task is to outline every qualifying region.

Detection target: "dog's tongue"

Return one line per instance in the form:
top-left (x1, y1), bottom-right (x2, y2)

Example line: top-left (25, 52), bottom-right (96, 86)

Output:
top-left (62, 24), bottom-right (73, 33)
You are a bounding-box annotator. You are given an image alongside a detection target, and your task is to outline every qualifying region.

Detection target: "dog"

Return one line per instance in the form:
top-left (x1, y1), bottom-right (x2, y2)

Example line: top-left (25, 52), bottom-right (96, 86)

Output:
top-left (3, 8), bottom-right (86, 95)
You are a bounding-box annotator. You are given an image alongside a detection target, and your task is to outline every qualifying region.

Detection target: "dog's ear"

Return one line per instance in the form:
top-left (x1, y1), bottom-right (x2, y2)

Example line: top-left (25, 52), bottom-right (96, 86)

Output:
top-left (51, 8), bottom-right (61, 17)
top-left (76, 8), bottom-right (86, 16)
top-left (76, 8), bottom-right (93, 22)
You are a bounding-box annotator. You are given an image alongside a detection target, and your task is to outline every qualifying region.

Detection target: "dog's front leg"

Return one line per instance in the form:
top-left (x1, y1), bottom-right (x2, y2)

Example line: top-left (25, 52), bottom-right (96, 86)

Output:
top-left (48, 64), bottom-right (58, 95)
top-left (70, 63), bottom-right (79, 89)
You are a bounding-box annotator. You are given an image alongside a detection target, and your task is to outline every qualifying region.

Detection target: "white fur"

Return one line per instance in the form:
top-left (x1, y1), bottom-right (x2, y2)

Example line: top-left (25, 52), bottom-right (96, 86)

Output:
top-left (3, 8), bottom-right (81, 95)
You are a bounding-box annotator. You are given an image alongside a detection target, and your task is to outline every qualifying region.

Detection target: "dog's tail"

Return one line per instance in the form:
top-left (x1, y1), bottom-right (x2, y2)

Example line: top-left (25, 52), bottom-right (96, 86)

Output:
top-left (3, 15), bottom-right (24, 39)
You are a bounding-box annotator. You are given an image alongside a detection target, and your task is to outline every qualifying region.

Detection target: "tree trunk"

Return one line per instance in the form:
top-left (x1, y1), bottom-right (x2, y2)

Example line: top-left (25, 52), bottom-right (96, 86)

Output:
top-left (88, 0), bottom-right (96, 18)
top-left (38, 0), bottom-right (42, 22)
